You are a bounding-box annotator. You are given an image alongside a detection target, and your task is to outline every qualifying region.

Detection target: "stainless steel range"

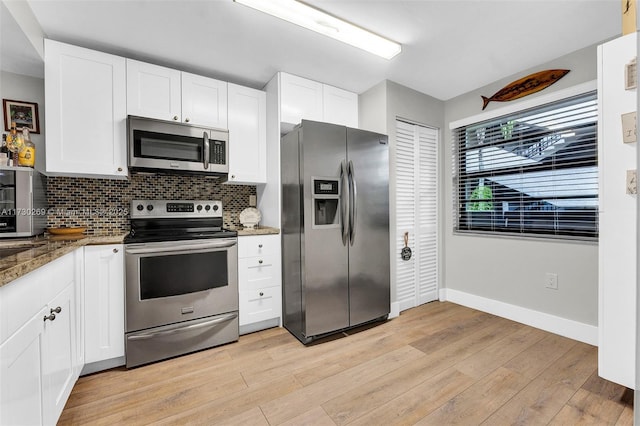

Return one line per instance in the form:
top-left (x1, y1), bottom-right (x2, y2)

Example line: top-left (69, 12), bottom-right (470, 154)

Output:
top-left (123, 199), bottom-right (238, 368)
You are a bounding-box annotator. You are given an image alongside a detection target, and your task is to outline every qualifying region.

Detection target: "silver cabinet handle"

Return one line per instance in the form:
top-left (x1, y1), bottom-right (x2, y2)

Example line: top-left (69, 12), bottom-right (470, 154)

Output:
top-left (117, 167), bottom-right (123, 172)
top-left (348, 160), bottom-right (357, 246)
top-left (173, 115), bottom-right (179, 121)
top-left (50, 306), bottom-right (62, 314)
top-left (113, 248), bottom-right (119, 253)
top-left (340, 160), bottom-right (349, 246)
top-left (127, 313), bottom-right (237, 341)
top-left (203, 131), bottom-right (210, 170)
top-left (258, 259), bottom-right (263, 264)
top-left (43, 313), bottom-right (56, 322)
top-left (258, 244), bottom-right (263, 248)
top-left (185, 118), bottom-right (190, 123)
top-left (259, 292), bottom-right (264, 296)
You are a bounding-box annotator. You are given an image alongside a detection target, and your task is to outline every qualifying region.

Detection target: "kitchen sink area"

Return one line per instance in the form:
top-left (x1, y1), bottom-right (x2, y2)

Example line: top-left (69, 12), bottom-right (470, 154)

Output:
top-left (0, 240), bottom-right (47, 257)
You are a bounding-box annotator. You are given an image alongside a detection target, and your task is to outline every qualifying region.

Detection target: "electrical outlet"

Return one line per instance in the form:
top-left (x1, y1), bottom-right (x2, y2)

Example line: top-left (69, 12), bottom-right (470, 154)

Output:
top-left (545, 273), bottom-right (558, 290)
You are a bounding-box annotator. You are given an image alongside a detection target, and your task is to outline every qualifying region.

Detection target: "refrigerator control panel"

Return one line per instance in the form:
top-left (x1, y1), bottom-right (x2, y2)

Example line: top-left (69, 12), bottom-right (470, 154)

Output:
top-left (311, 177), bottom-right (341, 229)
top-left (314, 179), bottom-right (339, 196)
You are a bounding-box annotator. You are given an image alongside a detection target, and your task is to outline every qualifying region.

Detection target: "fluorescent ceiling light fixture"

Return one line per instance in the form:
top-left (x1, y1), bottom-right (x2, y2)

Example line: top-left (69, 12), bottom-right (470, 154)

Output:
top-left (234, 0), bottom-right (402, 60)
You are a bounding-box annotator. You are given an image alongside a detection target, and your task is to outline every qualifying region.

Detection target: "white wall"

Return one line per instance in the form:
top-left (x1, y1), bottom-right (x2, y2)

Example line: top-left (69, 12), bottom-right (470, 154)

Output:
top-left (0, 70), bottom-right (45, 172)
top-left (443, 44), bottom-right (599, 327)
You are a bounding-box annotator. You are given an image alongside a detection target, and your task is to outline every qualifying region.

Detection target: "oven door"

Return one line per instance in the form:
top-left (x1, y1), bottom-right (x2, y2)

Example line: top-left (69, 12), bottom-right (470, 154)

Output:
top-left (124, 237), bottom-right (238, 333)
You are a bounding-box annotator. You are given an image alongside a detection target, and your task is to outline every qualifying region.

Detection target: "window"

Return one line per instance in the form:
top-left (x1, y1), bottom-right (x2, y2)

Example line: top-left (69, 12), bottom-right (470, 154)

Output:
top-left (453, 91), bottom-right (598, 239)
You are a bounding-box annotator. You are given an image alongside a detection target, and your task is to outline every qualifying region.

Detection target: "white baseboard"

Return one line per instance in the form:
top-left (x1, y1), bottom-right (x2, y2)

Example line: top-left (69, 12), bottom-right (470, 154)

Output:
top-left (439, 288), bottom-right (598, 346)
top-left (389, 302), bottom-right (400, 319)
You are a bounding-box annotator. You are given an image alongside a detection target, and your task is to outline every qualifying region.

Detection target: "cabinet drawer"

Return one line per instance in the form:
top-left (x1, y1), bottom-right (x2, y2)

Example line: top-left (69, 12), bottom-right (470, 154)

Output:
top-left (238, 255), bottom-right (278, 291)
top-left (238, 234), bottom-right (279, 258)
top-left (239, 287), bottom-right (281, 326)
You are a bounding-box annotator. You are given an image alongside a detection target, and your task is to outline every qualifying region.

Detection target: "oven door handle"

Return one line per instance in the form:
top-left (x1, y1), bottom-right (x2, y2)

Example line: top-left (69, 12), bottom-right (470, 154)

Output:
top-left (127, 313), bottom-right (238, 341)
top-left (125, 240), bottom-right (237, 255)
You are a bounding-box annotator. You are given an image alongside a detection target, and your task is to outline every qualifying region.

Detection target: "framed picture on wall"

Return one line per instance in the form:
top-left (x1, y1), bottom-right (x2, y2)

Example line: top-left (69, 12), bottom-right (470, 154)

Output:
top-left (2, 99), bottom-right (40, 134)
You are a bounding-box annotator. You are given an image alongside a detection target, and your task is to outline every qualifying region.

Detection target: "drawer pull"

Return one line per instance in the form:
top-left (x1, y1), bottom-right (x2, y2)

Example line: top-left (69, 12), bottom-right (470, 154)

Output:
top-left (258, 259), bottom-right (263, 264)
top-left (258, 244), bottom-right (263, 248)
top-left (259, 292), bottom-right (264, 296)
top-left (43, 313), bottom-right (56, 322)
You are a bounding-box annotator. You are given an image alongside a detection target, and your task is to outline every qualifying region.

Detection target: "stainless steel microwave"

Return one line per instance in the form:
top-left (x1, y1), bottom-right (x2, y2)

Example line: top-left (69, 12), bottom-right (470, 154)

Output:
top-left (0, 167), bottom-right (46, 238)
top-left (127, 116), bottom-right (229, 177)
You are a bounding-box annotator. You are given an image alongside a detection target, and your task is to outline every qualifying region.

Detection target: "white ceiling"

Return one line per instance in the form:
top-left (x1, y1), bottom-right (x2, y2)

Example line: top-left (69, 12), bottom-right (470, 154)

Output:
top-left (2, 0), bottom-right (622, 101)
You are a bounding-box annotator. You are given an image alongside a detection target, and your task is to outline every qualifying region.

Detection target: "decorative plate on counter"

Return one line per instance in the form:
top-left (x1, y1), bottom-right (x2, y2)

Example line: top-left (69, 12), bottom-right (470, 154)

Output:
top-left (239, 207), bottom-right (261, 229)
top-left (47, 227), bottom-right (87, 235)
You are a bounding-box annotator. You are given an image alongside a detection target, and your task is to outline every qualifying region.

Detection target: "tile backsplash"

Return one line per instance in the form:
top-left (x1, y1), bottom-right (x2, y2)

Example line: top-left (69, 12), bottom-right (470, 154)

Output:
top-left (46, 173), bottom-right (256, 234)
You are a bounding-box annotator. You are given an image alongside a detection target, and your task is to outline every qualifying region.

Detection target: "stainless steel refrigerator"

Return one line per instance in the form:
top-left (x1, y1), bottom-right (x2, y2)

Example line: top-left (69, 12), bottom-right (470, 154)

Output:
top-left (281, 120), bottom-right (390, 344)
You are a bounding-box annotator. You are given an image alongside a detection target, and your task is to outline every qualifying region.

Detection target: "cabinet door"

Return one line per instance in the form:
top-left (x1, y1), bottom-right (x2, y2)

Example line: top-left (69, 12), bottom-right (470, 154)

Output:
top-left (0, 307), bottom-right (47, 426)
top-left (84, 245), bottom-right (125, 363)
top-left (182, 72), bottom-right (228, 128)
top-left (45, 39), bottom-right (127, 178)
top-left (42, 284), bottom-right (76, 425)
top-left (323, 84), bottom-right (358, 128)
top-left (238, 234), bottom-right (279, 258)
top-left (239, 286), bottom-right (281, 326)
top-left (280, 73), bottom-right (323, 125)
top-left (227, 83), bottom-right (266, 184)
top-left (127, 59), bottom-right (182, 122)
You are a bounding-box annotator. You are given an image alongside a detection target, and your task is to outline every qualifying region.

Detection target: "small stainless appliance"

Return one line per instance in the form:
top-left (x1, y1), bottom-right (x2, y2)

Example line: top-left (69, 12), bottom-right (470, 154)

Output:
top-left (0, 166), bottom-right (46, 238)
top-left (281, 120), bottom-right (390, 344)
top-left (127, 116), bottom-right (229, 177)
top-left (124, 199), bottom-right (238, 368)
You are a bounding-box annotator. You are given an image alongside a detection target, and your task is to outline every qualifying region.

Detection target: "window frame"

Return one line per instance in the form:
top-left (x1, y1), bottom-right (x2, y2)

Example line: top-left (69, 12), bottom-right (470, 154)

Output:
top-left (451, 82), bottom-right (598, 242)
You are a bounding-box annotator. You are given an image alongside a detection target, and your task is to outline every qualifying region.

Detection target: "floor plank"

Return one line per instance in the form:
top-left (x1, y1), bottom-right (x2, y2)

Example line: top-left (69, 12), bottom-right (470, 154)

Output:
top-left (56, 302), bottom-right (633, 425)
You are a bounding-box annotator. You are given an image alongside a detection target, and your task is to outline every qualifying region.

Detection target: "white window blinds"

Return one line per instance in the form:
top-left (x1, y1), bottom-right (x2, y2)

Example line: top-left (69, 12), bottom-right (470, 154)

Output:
top-left (453, 91), bottom-right (598, 239)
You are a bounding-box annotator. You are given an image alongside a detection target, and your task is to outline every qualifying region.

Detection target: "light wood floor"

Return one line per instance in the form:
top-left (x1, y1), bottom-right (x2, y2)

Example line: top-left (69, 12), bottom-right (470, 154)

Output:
top-left (59, 302), bottom-right (633, 425)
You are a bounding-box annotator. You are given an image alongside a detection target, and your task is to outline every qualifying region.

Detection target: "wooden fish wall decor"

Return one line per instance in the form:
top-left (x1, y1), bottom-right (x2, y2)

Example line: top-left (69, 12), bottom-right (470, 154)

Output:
top-left (481, 69), bottom-right (570, 110)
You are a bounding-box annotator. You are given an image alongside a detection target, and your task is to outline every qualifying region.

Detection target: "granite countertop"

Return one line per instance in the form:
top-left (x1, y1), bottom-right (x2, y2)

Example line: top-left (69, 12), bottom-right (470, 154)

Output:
top-left (0, 233), bottom-right (127, 288)
top-left (235, 226), bottom-right (280, 236)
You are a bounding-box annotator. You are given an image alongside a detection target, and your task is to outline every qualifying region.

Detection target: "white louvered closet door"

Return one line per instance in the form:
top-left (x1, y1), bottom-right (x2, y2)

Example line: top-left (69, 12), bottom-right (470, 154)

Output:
top-left (395, 120), bottom-right (439, 312)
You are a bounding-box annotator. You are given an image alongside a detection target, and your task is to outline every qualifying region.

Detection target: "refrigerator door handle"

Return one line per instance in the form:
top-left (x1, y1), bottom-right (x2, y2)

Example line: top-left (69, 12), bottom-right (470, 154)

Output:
top-left (340, 160), bottom-right (349, 245)
top-left (348, 160), bottom-right (357, 246)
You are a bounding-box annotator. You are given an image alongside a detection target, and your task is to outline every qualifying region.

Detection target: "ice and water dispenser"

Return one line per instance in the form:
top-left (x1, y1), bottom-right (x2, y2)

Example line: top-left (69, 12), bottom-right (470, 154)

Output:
top-left (312, 178), bottom-right (340, 228)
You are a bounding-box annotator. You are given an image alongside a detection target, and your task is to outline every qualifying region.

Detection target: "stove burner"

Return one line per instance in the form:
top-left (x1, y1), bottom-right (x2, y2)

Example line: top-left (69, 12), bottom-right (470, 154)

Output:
top-left (125, 199), bottom-right (236, 244)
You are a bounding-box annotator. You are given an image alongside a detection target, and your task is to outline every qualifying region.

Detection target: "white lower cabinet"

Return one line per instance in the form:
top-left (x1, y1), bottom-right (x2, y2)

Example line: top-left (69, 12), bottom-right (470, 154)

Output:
top-left (83, 245), bottom-right (125, 371)
top-left (238, 234), bottom-right (282, 335)
top-left (0, 252), bottom-right (80, 425)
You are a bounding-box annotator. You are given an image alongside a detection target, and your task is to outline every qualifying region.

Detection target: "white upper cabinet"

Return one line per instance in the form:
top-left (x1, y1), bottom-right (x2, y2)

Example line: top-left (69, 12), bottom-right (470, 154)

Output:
top-left (127, 60), bottom-right (228, 128)
top-left (181, 72), bottom-right (228, 129)
top-left (280, 73), bottom-right (323, 124)
top-left (279, 72), bottom-right (358, 128)
top-left (45, 40), bottom-right (127, 179)
top-left (323, 84), bottom-right (358, 128)
top-left (227, 83), bottom-right (267, 184)
top-left (126, 59), bottom-right (181, 122)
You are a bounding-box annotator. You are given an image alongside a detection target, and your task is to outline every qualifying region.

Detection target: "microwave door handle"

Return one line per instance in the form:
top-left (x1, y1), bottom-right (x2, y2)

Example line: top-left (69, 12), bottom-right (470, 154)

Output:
top-left (203, 131), bottom-right (210, 170)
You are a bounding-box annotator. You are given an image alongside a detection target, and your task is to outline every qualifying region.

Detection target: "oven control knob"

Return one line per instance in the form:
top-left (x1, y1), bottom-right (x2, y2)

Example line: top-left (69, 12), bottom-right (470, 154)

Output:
top-left (147, 204), bottom-right (154, 211)
top-left (136, 204), bottom-right (144, 211)
top-left (205, 205), bottom-right (211, 211)
top-left (196, 204), bottom-right (203, 211)
top-left (213, 205), bottom-right (219, 211)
